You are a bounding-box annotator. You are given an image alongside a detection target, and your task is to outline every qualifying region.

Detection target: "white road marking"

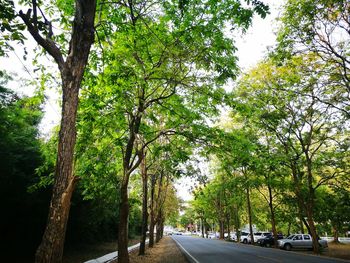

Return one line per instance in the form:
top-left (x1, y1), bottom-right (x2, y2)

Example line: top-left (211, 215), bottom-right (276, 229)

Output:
top-left (172, 236), bottom-right (200, 263)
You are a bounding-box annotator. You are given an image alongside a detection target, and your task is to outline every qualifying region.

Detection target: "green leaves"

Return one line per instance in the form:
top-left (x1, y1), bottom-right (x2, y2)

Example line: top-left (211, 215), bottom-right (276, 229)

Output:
top-left (0, 0), bottom-right (26, 55)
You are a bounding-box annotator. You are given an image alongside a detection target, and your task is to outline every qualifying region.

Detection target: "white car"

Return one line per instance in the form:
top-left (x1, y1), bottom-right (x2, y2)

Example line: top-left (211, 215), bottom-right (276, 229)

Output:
top-left (224, 232), bottom-right (237, 241)
top-left (277, 234), bottom-right (328, 251)
top-left (241, 232), bottom-right (271, 244)
top-left (240, 232), bottom-right (250, 243)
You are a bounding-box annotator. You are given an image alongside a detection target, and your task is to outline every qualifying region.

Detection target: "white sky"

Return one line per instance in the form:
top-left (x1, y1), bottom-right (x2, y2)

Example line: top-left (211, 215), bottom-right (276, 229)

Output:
top-left (0, 0), bottom-right (283, 200)
top-left (236, 0), bottom-right (282, 70)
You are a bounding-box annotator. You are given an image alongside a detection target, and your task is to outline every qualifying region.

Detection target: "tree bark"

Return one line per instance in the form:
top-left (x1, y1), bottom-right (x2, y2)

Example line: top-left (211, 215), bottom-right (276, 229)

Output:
top-left (149, 174), bottom-right (156, 248)
top-left (204, 218), bottom-right (208, 238)
top-left (246, 185), bottom-right (254, 245)
top-left (118, 108), bottom-right (143, 263)
top-left (156, 214), bottom-right (162, 243)
top-left (201, 217), bottom-right (205, 238)
top-left (19, 1), bottom-right (97, 262)
top-left (139, 153), bottom-right (148, 255)
top-left (233, 205), bottom-right (240, 242)
top-left (302, 217), bottom-right (311, 234)
top-left (267, 185), bottom-right (278, 248)
top-left (333, 224), bottom-right (340, 243)
top-left (305, 153), bottom-right (320, 254)
top-left (155, 171), bottom-right (166, 243)
top-left (219, 219), bottom-right (225, 239)
top-left (306, 208), bottom-right (320, 253)
top-left (159, 217), bottom-right (164, 239)
top-left (118, 181), bottom-right (130, 263)
top-left (299, 212), bottom-right (305, 234)
top-left (226, 215), bottom-right (231, 240)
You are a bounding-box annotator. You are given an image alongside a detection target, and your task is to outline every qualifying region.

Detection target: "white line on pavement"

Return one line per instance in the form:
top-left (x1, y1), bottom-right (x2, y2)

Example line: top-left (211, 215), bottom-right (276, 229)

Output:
top-left (172, 236), bottom-right (200, 263)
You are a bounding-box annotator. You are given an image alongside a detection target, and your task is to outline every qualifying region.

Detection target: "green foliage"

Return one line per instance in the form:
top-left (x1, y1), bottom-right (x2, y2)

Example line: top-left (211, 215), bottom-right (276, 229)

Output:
top-left (0, 0), bottom-right (26, 56)
top-left (276, 0), bottom-right (350, 117)
top-left (0, 71), bottom-right (51, 259)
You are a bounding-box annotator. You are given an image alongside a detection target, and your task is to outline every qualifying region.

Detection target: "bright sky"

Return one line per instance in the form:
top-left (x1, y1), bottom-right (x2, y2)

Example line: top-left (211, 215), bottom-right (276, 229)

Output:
top-left (0, 0), bottom-right (283, 200)
top-left (236, 0), bottom-right (282, 70)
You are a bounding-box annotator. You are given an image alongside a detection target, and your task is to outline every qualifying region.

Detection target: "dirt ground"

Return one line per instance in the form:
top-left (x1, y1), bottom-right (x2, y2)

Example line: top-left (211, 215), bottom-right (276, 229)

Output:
top-left (113, 236), bottom-right (188, 263)
top-left (322, 242), bottom-right (350, 260)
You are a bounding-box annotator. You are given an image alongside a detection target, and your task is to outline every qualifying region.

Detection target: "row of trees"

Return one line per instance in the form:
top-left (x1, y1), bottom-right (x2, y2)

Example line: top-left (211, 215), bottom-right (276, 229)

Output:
top-left (186, 0), bottom-right (350, 254)
top-left (0, 72), bottom-right (142, 261)
top-left (1, 0), bottom-right (268, 263)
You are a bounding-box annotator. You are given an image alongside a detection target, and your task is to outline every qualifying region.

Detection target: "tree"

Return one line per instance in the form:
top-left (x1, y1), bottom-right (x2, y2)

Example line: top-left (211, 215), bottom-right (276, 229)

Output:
top-left (13, 1), bottom-right (97, 262)
top-left (0, 72), bottom-right (51, 261)
top-left (234, 55), bottom-right (347, 253)
top-left (0, 0), bottom-right (26, 56)
top-left (277, 0), bottom-right (350, 117)
top-left (78, 1), bottom-right (269, 262)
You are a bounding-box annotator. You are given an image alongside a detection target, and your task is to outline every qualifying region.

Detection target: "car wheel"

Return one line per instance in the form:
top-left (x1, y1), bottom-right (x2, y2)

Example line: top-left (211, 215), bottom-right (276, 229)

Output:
top-left (243, 239), bottom-right (248, 244)
top-left (284, 244), bottom-right (291, 251)
top-left (266, 243), bottom-right (271, 248)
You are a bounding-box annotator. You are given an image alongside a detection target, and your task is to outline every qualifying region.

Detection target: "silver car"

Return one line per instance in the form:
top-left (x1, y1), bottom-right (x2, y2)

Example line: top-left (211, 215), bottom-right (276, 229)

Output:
top-left (277, 234), bottom-right (328, 251)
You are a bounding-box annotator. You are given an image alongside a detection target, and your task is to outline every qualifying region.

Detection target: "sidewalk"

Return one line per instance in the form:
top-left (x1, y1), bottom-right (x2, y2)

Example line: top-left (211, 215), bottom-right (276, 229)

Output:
top-left (113, 236), bottom-right (188, 263)
top-left (84, 240), bottom-right (148, 263)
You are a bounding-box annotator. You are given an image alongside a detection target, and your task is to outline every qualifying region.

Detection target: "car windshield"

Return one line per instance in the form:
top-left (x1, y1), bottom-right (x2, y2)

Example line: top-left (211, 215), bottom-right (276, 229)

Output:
top-left (286, 235), bottom-right (295, 239)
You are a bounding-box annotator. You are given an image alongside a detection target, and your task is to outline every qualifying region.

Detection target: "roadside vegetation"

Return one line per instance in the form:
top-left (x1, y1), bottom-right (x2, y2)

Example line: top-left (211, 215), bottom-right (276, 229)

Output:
top-left (0, 0), bottom-right (348, 263)
top-left (181, 0), bottom-right (350, 256)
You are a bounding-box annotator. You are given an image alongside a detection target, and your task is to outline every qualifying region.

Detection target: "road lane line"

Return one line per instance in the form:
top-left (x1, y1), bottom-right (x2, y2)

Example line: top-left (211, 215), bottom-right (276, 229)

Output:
top-left (257, 255), bottom-right (283, 263)
top-left (172, 237), bottom-right (200, 263)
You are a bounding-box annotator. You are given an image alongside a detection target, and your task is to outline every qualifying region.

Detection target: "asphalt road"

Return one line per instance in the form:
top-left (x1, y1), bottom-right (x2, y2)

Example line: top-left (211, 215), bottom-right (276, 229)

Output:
top-left (171, 235), bottom-right (348, 263)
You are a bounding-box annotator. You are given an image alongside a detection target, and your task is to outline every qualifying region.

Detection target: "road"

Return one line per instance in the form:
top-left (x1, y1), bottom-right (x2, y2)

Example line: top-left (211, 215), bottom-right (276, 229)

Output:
top-left (171, 235), bottom-right (348, 263)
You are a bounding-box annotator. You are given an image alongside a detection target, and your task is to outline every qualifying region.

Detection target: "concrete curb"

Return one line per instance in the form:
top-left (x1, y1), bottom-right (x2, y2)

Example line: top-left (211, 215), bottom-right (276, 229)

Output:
top-left (84, 239), bottom-right (149, 263)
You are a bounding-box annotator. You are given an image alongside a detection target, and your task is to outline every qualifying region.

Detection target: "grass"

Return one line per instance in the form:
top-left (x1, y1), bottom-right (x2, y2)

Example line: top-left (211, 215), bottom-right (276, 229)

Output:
top-left (322, 242), bottom-right (350, 260)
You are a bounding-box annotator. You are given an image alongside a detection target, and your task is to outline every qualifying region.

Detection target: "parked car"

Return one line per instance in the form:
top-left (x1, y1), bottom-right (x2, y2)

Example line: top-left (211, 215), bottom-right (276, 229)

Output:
top-left (224, 232), bottom-right (237, 241)
top-left (277, 234), bottom-right (328, 251)
top-left (257, 233), bottom-right (284, 247)
top-left (173, 230), bottom-right (183, 235)
top-left (241, 232), bottom-right (270, 244)
top-left (240, 232), bottom-right (250, 243)
top-left (254, 232), bottom-right (271, 242)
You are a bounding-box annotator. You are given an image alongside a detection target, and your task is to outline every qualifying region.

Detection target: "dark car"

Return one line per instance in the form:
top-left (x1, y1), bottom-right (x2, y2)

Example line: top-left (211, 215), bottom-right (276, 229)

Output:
top-left (257, 233), bottom-right (284, 247)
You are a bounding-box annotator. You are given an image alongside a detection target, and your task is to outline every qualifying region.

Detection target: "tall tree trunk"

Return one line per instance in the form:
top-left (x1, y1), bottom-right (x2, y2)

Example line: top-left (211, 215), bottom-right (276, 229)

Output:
top-left (246, 185), bottom-right (254, 245)
top-left (118, 110), bottom-right (143, 263)
top-left (305, 156), bottom-right (320, 254)
top-left (156, 215), bottom-right (162, 243)
top-left (118, 181), bottom-right (130, 263)
top-left (155, 173), bottom-right (166, 243)
top-left (299, 212), bottom-right (305, 234)
top-left (333, 224), bottom-right (340, 243)
top-left (35, 86), bottom-right (80, 263)
top-left (306, 208), bottom-right (320, 253)
top-left (204, 218), bottom-right (209, 238)
top-left (149, 174), bottom-right (156, 248)
top-left (267, 185), bottom-right (278, 248)
top-left (302, 217), bottom-right (311, 234)
top-left (233, 205), bottom-right (240, 242)
top-left (160, 217), bottom-right (164, 239)
top-left (219, 219), bottom-right (225, 239)
top-left (18, 1), bottom-right (97, 262)
top-left (149, 218), bottom-right (155, 247)
top-left (139, 153), bottom-right (148, 255)
top-left (226, 215), bottom-right (231, 240)
top-left (201, 217), bottom-right (205, 238)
